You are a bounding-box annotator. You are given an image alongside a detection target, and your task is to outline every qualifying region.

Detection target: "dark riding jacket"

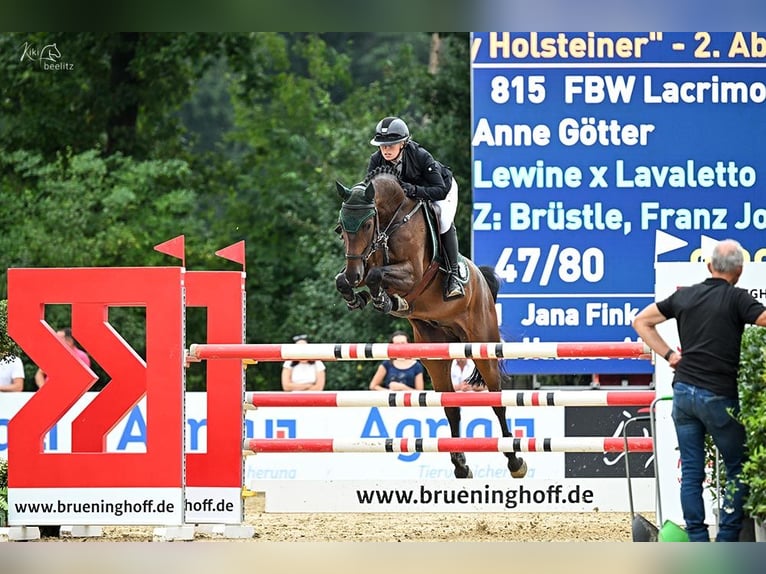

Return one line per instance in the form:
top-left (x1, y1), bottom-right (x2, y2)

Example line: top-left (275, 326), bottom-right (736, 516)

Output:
top-left (367, 141), bottom-right (453, 201)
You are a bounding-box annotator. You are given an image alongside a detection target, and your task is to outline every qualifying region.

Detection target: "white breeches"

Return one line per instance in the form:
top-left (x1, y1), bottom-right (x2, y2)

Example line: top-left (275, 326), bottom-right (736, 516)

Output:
top-left (432, 178), bottom-right (458, 233)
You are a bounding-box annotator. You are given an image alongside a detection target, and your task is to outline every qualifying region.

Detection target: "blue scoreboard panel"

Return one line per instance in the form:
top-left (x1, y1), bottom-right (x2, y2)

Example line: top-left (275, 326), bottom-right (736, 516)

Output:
top-left (471, 32), bottom-right (766, 374)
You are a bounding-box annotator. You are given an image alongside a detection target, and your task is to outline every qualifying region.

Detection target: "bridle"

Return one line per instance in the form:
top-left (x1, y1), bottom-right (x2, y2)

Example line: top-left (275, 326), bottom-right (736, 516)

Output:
top-left (340, 192), bottom-right (423, 267)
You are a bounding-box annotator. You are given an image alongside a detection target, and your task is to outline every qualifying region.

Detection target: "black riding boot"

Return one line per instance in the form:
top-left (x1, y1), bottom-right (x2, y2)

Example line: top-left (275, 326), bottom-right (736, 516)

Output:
top-left (441, 224), bottom-right (465, 300)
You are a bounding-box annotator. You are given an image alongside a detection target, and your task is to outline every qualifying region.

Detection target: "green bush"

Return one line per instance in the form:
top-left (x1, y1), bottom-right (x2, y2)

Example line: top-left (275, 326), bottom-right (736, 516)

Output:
top-left (738, 326), bottom-right (766, 522)
top-left (0, 457), bottom-right (7, 514)
top-left (0, 299), bottom-right (12, 517)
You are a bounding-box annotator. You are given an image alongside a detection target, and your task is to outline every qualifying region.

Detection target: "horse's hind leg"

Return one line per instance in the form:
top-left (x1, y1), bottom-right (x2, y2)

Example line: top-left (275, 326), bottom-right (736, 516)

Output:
top-left (417, 353), bottom-right (472, 479)
top-left (444, 406), bottom-right (472, 478)
top-left (493, 405), bottom-right (527, 478)
top-left (475, 359), bottom-right (527, 478)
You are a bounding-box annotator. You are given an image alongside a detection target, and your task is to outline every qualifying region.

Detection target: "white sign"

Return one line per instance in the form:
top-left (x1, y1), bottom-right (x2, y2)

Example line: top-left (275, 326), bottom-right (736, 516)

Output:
top-left (263, 478), bottom-right (654, 513)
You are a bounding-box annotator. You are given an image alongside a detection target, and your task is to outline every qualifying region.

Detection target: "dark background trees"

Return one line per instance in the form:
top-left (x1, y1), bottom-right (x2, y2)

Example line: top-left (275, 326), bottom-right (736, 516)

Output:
top-left (0, 32), bottom-right (471, 390)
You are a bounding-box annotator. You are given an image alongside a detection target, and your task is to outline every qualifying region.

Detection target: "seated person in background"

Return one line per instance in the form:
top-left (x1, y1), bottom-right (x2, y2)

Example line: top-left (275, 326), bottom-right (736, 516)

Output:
top-left (369, 330), bottom-right (425, 391)
top-left (281, 334), bottom-right (326, 391)
top-left (35, 327), bottom-right (91, 389)
top-left (451, 357), bottom-right (476, 392)
top-left (0, 354), bottom-right (25, 392)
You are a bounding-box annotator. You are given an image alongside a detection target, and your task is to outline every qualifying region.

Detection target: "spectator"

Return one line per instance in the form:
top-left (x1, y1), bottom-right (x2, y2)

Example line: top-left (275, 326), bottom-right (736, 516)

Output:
top-left (369, 330), bottom-right (425, 391)
top-left (632, 239), bottom-right (766, 542)
top-left (0, 355), bottom-right (25, 392)
top-left (451, 358), bottom-right (476, 391)
top-left (281, 334), bottom-right (326, 391)
top-left (35, 327), bottom-right (91, 389)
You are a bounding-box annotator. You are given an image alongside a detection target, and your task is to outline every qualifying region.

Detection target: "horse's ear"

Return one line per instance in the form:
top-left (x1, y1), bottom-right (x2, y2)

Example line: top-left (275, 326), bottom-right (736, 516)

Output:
top-left (336, 181), bottom-right (351, 201)
top-left (364, 182), bottom-right (375, 203)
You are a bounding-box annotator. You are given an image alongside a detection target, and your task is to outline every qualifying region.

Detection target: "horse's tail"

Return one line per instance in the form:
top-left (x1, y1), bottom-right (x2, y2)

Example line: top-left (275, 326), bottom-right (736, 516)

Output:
top-left (472, 264), bottom-right (532, 389)
top-left (463, 265), bottom-right (502, 389)
top-left (478, 265), bottom-right (500, 302)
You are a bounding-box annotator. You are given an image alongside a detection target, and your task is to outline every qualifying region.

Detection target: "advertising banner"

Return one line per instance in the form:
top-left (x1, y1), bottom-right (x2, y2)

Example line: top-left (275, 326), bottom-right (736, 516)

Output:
top-left (1, 393), bottom-right (656, 513)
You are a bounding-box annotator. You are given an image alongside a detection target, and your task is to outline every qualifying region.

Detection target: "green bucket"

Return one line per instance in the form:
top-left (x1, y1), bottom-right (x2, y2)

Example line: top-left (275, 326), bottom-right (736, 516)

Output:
top-left (658, 520), bottom-right (689, 542)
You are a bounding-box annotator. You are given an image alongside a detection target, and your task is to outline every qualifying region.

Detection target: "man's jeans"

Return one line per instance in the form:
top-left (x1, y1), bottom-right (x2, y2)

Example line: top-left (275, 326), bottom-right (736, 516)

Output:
top-left (672, 381), bottom-right (747, 542)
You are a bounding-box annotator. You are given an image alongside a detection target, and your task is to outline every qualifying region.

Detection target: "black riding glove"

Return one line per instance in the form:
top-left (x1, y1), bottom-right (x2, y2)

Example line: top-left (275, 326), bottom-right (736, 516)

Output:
top-left (401, 182), bottom-right (423, 199)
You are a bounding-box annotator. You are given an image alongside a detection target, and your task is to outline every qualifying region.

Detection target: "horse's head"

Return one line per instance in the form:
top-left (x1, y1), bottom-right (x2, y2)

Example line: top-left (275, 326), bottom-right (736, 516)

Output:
top-left (336, 168), bottom-right (413, 289)
top-left (336, 181), bottom-right (376, 287)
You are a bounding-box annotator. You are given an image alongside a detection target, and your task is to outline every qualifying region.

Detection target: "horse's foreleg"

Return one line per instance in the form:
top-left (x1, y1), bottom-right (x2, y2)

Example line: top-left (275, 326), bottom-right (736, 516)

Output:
top-left (444, 406), bottom-right (472, 479)
top-left (366, 264), bottom-right (418, 315)
top-left (365, 268), bottom-right (394, 313)
top-left (493, 405), bottom-right (527, 478)
top-left (335, 271), bottom-right (370, 310)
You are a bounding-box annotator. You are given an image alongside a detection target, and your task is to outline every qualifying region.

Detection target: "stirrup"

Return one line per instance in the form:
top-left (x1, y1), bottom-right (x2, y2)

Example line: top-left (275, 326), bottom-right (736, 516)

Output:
top-left (444, 274), bottom-right (465, 300)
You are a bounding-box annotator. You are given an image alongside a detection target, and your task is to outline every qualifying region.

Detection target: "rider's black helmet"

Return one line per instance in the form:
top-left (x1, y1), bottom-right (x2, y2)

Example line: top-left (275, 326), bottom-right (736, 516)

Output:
top-left (370, 116), bottom-right (410, 146)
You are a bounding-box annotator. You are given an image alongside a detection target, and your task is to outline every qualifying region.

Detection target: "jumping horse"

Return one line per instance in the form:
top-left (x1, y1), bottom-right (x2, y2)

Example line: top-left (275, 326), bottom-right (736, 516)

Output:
top-left (334, 166), bottom-right (527, 479)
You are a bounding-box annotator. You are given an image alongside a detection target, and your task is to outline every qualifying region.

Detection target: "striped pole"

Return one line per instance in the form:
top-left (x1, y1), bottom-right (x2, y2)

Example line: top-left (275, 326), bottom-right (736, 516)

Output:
top-left (189, 341), bottom-right (651, 362)
top-left (243, 437), bottom-right (653, 454)
top-left (245, 390), bottom-right (655, 408)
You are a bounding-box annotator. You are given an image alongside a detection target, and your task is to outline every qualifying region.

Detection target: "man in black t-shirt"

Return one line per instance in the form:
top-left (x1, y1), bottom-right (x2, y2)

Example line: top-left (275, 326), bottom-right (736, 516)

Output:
top-left (633, 239), bottom-right (766, 542)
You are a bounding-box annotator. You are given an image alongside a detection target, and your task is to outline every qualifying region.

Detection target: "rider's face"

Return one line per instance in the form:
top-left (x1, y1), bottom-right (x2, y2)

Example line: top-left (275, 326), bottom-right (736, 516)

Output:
top-left (380, 142), bottom-right (405, 162)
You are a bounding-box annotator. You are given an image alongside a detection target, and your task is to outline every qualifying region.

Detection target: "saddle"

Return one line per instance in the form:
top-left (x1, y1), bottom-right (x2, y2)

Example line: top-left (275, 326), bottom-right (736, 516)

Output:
top-left (405, 202), bottom-right (469, 305)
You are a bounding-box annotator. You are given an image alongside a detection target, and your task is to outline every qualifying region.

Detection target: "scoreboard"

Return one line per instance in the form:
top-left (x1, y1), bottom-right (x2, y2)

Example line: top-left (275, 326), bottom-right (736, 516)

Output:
top-left (471, 32), bottom-right (766, 374)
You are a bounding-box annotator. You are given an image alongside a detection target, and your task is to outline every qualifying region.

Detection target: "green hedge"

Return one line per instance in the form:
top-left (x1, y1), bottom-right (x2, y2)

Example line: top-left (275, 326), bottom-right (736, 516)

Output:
top-left (738, 326), bottom-right (766, 522)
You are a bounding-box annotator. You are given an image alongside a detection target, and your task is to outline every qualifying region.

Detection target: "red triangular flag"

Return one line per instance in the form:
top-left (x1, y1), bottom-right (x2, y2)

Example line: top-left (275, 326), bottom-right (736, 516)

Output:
top-left (215, 240), bottom-right (246, 270)
top-left (154, 235), bottom-right (186, 266)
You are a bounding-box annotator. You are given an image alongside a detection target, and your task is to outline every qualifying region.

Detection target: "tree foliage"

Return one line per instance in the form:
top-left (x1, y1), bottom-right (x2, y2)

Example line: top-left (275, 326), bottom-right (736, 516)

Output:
top-left (0, 32), bottom-right (471, 391)
top-left (0, 300), bottom-right (22, 363)
top-left (0, 32), bottom-right (257, 159)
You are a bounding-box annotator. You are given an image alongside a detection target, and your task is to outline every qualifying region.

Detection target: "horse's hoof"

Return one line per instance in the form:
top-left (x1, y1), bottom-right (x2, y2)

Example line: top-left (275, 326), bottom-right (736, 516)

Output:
top-left (373, 298), bottom-right (393, 314)
top-left (510, 458), bottom-right (528, 479)
top-left (454, 466), bottom-right (472, 479)
top-left (344, 291), bottom-right (371, 311)
top-left (389, 294), bottom-right (411, 317)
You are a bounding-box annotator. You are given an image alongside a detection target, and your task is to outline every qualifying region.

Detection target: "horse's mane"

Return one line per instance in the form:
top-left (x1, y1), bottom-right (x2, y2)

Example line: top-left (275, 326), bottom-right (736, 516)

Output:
top-left (363, 165), bottom-right (402, 187)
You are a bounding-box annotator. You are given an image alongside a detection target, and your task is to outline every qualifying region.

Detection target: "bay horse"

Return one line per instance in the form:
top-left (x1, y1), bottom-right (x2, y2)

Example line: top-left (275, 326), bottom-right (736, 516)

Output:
top-left (334, 166), bottom-right (527, 479)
